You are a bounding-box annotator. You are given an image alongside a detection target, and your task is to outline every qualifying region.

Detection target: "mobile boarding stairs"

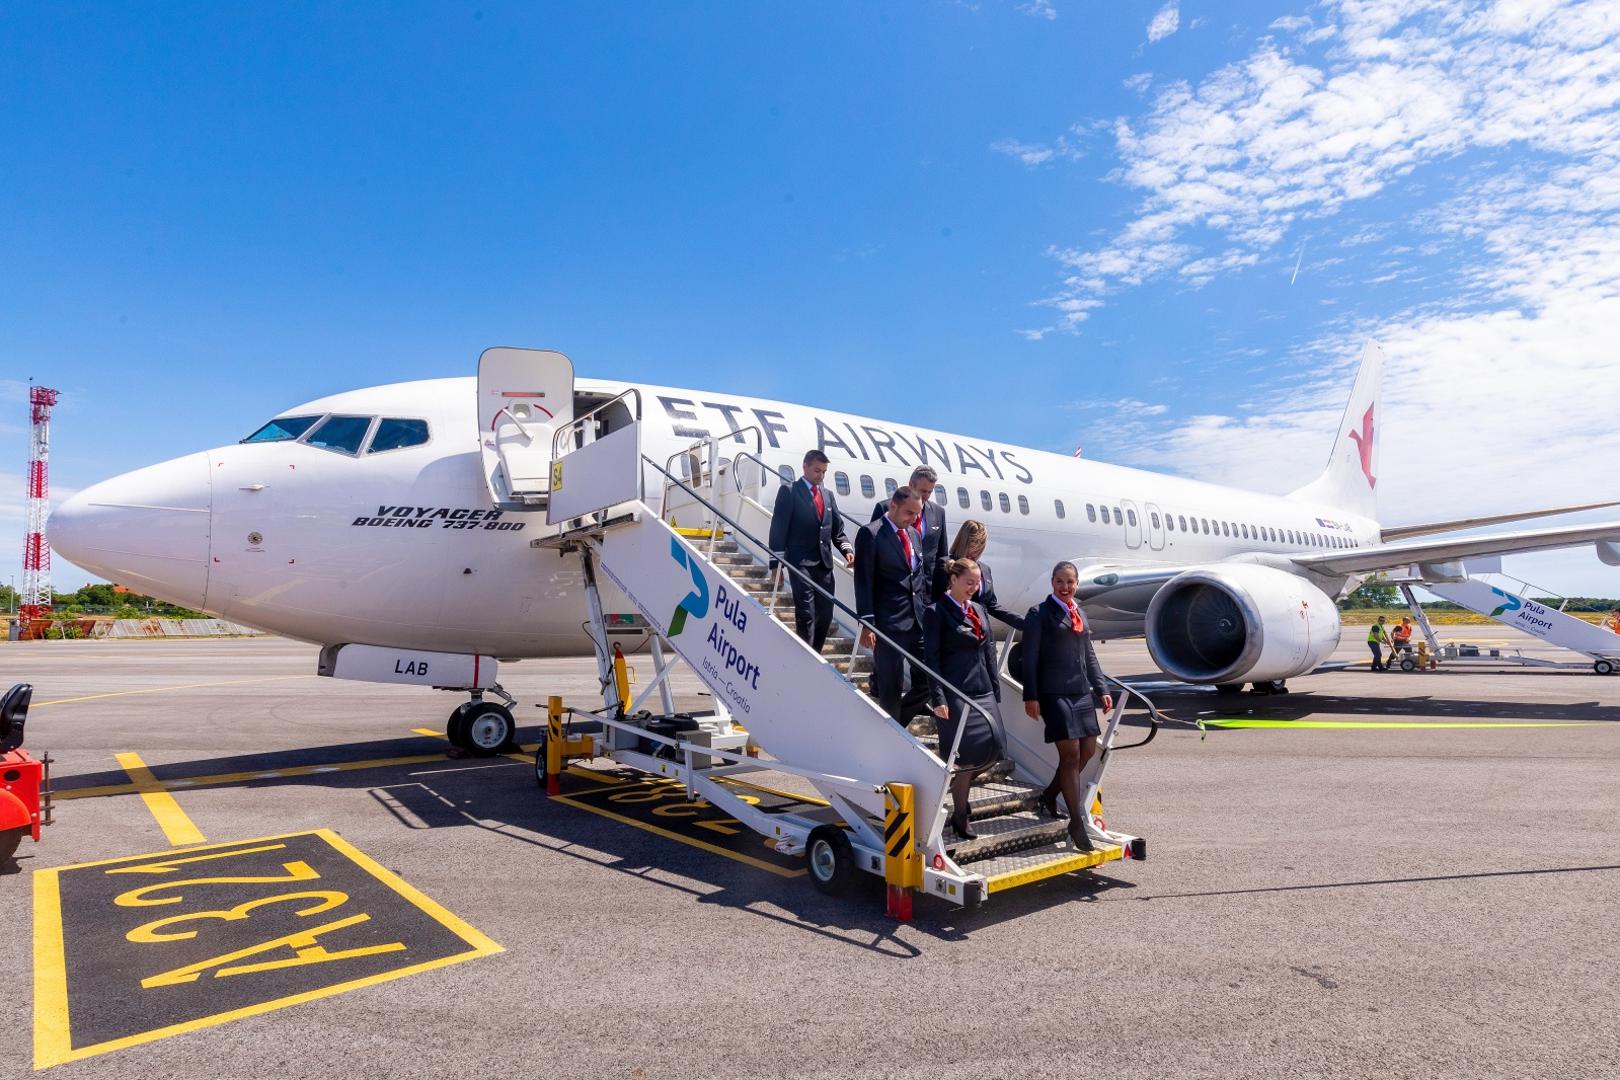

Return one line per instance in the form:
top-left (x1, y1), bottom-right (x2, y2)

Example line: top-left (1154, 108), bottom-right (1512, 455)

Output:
top-left (527, 395), bottom-right (1155, 913)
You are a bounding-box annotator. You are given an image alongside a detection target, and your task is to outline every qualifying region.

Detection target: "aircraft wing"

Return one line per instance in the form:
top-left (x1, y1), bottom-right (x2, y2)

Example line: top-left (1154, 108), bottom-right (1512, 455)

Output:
top-left (1293, 519), bottom-right (1620, 576)
top-left (1380, 499), bottom-right (1620, 541)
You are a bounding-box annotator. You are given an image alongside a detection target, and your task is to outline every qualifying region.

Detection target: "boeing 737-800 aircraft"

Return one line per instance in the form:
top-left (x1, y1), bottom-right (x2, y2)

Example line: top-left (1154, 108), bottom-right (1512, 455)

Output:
top-left (48, 343), bottom-right (1620, 732)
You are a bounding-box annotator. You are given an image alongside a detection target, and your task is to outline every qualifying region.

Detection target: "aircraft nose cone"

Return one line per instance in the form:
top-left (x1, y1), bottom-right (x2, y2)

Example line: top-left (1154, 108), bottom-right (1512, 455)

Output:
top-left (49, 452), bottom-right (212, 610)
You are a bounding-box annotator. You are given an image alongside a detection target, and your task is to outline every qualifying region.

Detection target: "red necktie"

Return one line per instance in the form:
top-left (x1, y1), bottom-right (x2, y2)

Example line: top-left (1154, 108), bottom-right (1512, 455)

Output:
top-left (897, 525), bottom-right (914, 568)
top-left (965, 602), bottom-right (984, 641)
top-left (1064, 600), bottom-right (1084, 633)
top-left (811, 484), bottom-right (824, 519)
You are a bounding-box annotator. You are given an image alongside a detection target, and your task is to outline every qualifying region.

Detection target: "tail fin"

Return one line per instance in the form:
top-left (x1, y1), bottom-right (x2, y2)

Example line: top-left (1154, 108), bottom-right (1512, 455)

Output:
top-left (1288, 340), bottom-right (1383, 520)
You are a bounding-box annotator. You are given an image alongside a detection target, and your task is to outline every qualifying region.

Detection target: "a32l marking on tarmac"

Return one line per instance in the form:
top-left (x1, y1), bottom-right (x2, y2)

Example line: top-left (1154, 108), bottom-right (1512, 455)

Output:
top-left (33, 829), bottom-right (502, 1069)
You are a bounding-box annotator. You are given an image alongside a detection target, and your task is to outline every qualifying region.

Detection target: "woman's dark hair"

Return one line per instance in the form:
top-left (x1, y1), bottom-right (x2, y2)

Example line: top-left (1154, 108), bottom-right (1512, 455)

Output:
top-left (1051, 560), bottom-right (1079, 580)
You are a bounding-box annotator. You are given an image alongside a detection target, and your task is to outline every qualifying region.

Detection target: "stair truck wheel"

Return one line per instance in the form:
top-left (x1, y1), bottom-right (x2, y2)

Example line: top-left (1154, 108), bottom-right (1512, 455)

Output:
top-left (446, 705), bottom-right (472, 748)
top-left (806, 824), bottom-right (856, 897)
top-left (0, 826), bottom-right (24, 865)
top-left (1596, 659), bottom-right (1615, 676)
top-left (533, 739), bottom-right (549, 790)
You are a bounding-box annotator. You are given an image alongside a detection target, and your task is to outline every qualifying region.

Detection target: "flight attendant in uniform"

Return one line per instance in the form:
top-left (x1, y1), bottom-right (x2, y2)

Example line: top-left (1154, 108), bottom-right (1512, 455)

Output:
top-left (768, 449), bottom-right (854, 650)
top-left (947, 519), bottom-right (1025, 631)
top-left (923, 558), bottom-right (1005, 840)
top-left (1021, 561), bottom-right (1113, 851)
top-left (854, 487), bottom-right (930, 723)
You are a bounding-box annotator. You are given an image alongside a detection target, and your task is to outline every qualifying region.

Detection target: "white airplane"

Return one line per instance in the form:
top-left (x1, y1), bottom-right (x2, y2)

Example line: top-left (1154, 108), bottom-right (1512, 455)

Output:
top-left (48, 343), bottom-right (1620, 746)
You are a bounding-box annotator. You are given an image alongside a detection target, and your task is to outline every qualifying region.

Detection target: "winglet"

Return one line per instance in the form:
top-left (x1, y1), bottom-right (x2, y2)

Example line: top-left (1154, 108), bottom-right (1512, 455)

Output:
top-left (1288, 340), bottom-right (1383, 520)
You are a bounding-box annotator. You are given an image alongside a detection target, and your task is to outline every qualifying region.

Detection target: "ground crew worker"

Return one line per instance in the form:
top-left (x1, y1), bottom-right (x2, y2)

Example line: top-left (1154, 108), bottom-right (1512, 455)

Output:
top-left (1391, 617), bottom-right (1414, 661)
top-left (1367, 616), bottom-right (1391, 671)
top-left (1606, 609), bottom-right (1620, 635)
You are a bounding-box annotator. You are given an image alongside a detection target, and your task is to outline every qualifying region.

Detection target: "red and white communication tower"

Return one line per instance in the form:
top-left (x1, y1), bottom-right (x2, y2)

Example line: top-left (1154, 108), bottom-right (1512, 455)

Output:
top-left (21, 385), bottom-right (60, 623)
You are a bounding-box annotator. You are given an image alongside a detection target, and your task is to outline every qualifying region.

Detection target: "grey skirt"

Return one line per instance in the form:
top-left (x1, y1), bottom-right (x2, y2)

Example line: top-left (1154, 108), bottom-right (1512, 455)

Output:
top-left (1038, 693), bottom-right (1101, 743)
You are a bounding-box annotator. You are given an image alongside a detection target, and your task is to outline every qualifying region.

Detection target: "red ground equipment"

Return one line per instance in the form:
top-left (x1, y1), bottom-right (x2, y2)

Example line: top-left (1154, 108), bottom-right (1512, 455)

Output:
top-left (1, 683), bottom-right (51, 865)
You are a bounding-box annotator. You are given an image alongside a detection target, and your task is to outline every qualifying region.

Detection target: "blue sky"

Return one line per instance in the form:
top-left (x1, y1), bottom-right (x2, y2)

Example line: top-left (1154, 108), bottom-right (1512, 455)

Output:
top-left (5, 1), bottom-right (1619, 595)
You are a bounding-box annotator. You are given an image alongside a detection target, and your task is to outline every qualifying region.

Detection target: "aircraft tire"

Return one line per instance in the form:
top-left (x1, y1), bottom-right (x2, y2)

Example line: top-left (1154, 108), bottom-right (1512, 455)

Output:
top-left (446, 706), bottom-right (472, 749)
top-left (805, 825), bottom-right (855, 897)
top-left (462, 702), bottom-right (516, 756)
top-left (1596, 660), bottom-right (1615, 676)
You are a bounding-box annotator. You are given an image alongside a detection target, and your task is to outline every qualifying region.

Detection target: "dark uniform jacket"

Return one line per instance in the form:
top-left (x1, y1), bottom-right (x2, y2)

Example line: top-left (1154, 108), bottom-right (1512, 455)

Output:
top-left (972, 560), bottom-right (1025, 631)
top-left (768, 478), bottom-right (851, 571)
top-left (1020, 596), bottom-right (1108, 703)
top-left (923, 597), bottom-right (1001, 708)
top-left (871, 498), bottom-right (948, 599)
top-left (854, 515), bottom-right (929, 632)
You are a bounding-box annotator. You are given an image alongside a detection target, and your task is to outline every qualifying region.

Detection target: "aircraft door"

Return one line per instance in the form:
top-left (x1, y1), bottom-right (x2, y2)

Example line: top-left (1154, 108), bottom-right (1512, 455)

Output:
top-left (1144, 501), bottom-right (1166, 550)
top-left (1119, 498), bottom-right (1143, 549)
top-left (478, 348), bottom-right (574, 506)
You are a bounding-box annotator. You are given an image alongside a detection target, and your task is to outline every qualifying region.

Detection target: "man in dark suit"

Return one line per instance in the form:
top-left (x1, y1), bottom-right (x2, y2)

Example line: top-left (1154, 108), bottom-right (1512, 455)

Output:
top-left (873, 465), bottom-right (948, 601)
top-left (768, 449), bottom-right (854, 650)
top-left (854, 486), bottom-right (930, 722)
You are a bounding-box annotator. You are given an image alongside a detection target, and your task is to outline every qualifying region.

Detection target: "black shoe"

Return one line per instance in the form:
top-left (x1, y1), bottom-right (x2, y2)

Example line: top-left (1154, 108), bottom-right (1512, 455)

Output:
top-left (1068, 820), bottom-right (1094, 851)
top-left (1036, 790), bottom-right (1060, 819)
top-left (951, 810), bottom-right (978, 840)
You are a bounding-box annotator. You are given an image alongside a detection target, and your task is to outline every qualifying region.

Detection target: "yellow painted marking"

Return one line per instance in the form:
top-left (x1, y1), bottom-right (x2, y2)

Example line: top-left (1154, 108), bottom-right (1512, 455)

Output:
top-left (56, 752), bottom-right (458, 802)
top-left (33, 675), bottom-right (308, 709)
top-left (411, 727), bottom-right (442, 738)
top-left (116, 752), bottom-right (207, 847)
top-left (31, 829), bottom-right (502, 1069)
top-left (33, 869), bottom-right (70, 1070)
top-left (550, 792), bottom-right (805, 878)
top-left (983, 844), bottom-right (1125, 894)
top-left (565, 765), bottom-right (628, 786)
top-left (711, 775), bottom-right (831, 807)
top-left (1201, 719), bottom-right (1596, 731)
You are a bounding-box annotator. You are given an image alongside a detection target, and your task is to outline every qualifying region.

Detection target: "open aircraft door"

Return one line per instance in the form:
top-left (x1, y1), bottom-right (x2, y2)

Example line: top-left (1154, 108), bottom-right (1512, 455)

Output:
top-left (478, 347), bottom-right (574, 507)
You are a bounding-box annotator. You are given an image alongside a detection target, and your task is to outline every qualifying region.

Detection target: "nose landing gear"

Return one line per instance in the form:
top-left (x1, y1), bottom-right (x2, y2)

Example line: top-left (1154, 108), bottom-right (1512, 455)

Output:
top-left (446, 685), bottom-right (518, 755)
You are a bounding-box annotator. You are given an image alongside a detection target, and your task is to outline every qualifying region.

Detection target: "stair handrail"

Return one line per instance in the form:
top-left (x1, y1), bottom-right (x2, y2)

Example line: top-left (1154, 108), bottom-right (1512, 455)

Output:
top-left (996, 629), bottom-right (1162, 751)
top-left (550, 388), bottom-right (644, 459)
top-left (641, 453), bottom-right (1000, 841)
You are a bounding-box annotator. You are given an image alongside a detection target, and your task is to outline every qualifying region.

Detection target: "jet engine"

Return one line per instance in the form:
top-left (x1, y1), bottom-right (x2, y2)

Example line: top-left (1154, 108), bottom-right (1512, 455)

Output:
top-left (1144, 563), bottom-right (1341, 685)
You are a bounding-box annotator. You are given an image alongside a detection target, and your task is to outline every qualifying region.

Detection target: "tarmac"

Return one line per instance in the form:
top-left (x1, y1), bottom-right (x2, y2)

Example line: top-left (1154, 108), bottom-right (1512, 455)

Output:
top-left (2, 627), bottom-right (1618, 1079)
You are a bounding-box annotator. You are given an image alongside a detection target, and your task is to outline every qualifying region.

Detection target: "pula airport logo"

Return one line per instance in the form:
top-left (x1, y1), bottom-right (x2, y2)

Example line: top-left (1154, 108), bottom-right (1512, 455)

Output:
top-left (667, 537), bottom-right (710, 636)
top-left (1489, 587), bottom-right (1523, 619)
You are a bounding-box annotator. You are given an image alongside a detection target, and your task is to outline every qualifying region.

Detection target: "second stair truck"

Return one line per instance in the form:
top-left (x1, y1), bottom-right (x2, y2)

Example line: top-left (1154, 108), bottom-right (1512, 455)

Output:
top-left (537, 410), bottom-right (1154, 910)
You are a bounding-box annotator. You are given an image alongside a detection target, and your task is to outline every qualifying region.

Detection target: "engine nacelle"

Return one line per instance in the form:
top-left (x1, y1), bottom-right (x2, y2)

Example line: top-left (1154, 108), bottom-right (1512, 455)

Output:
top-left (1145, 563), bottom-right (1341, 685)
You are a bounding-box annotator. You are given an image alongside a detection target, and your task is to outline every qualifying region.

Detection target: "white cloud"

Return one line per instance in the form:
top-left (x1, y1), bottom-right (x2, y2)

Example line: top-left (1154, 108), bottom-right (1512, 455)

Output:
top-left (991, 138), bottom-right (1057, 166)
top-left (1147, 2), bottom-right (1180, 43)
top-left (1123, 72), bottom-right (1153, 94)
top-left (1019, 0), bottom-right (1057, 20)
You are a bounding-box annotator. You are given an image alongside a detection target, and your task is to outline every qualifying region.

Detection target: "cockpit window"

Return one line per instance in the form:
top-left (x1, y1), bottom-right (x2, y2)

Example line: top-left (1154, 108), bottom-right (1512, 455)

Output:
top-left (242, 415), bottom-right (320, 443)
top-left (367, 418), bottom-right (430, 454)
top-left (305, 414), bottom-right (373, 456)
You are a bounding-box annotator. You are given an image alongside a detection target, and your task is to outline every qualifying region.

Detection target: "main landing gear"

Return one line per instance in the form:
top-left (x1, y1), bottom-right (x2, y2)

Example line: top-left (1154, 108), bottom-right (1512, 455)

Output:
top-left (446, 686), bottom-right (518, 756)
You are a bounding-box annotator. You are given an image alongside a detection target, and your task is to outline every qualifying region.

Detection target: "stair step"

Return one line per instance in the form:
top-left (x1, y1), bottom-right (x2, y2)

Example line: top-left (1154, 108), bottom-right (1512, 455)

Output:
top-left (967, 778), bottom-right (1042, 818)
top-left (961, 839), bottom-right (1124, 892)
top-left (946, 810), bottom-right (1070, 863)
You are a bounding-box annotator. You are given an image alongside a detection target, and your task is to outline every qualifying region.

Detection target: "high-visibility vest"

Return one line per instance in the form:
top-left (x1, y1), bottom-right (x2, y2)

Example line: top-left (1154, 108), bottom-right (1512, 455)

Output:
top-left (1366, 624), bottom-right (1387, 643)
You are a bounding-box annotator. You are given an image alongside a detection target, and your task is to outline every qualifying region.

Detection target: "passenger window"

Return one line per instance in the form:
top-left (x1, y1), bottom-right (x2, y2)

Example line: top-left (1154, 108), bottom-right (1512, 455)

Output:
top-left (884, 477), bottom-right (898, 497)
top-left (1178, 515), bottom-right (1187, 531)
top-left (243, 415), bottom-right (320, 443)
top-left (1201, 518), bottom-right (1210, 533)
top-left (1099, 506), bottom-right (1110, 524)
top-left (1150, 512), bottom-right (1161, 529)
top-left (778, 465), bottom-right (795, 483)
top-left (998, 493), bottom-right (1011, 513)
top-left (1127, 508), bottom-right (1137, 527)
top-left (1087, 504), bottom-right (1097, 523)
top-left (1222, 522), bottom-right (1231, 537)
top-left (859, 475), bottom-right (875, 498)
top-left (935, 487), bottom-right (947, 505)
top-left (367, 418), bottom-right (430, 454)
top-left (834, 471), bottom-right (850, 496)
top-left (980, 490), bottom-right (992, 510)
top-left (305, 415), bottom-right (372, 455)
top-left (1055, 499), bottom-right (1066, 519)
top-left (1017, 495), bottom-right (1029, 515)
top-left (1240, 524), bottom-right (1249, 539)
top-left (958, 487), bottom-right (970, 509)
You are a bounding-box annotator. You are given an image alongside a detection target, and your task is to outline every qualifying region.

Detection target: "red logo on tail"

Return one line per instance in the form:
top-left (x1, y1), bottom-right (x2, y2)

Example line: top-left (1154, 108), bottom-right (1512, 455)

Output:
top-left (1347, 405), bottom-right (1377, 489)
